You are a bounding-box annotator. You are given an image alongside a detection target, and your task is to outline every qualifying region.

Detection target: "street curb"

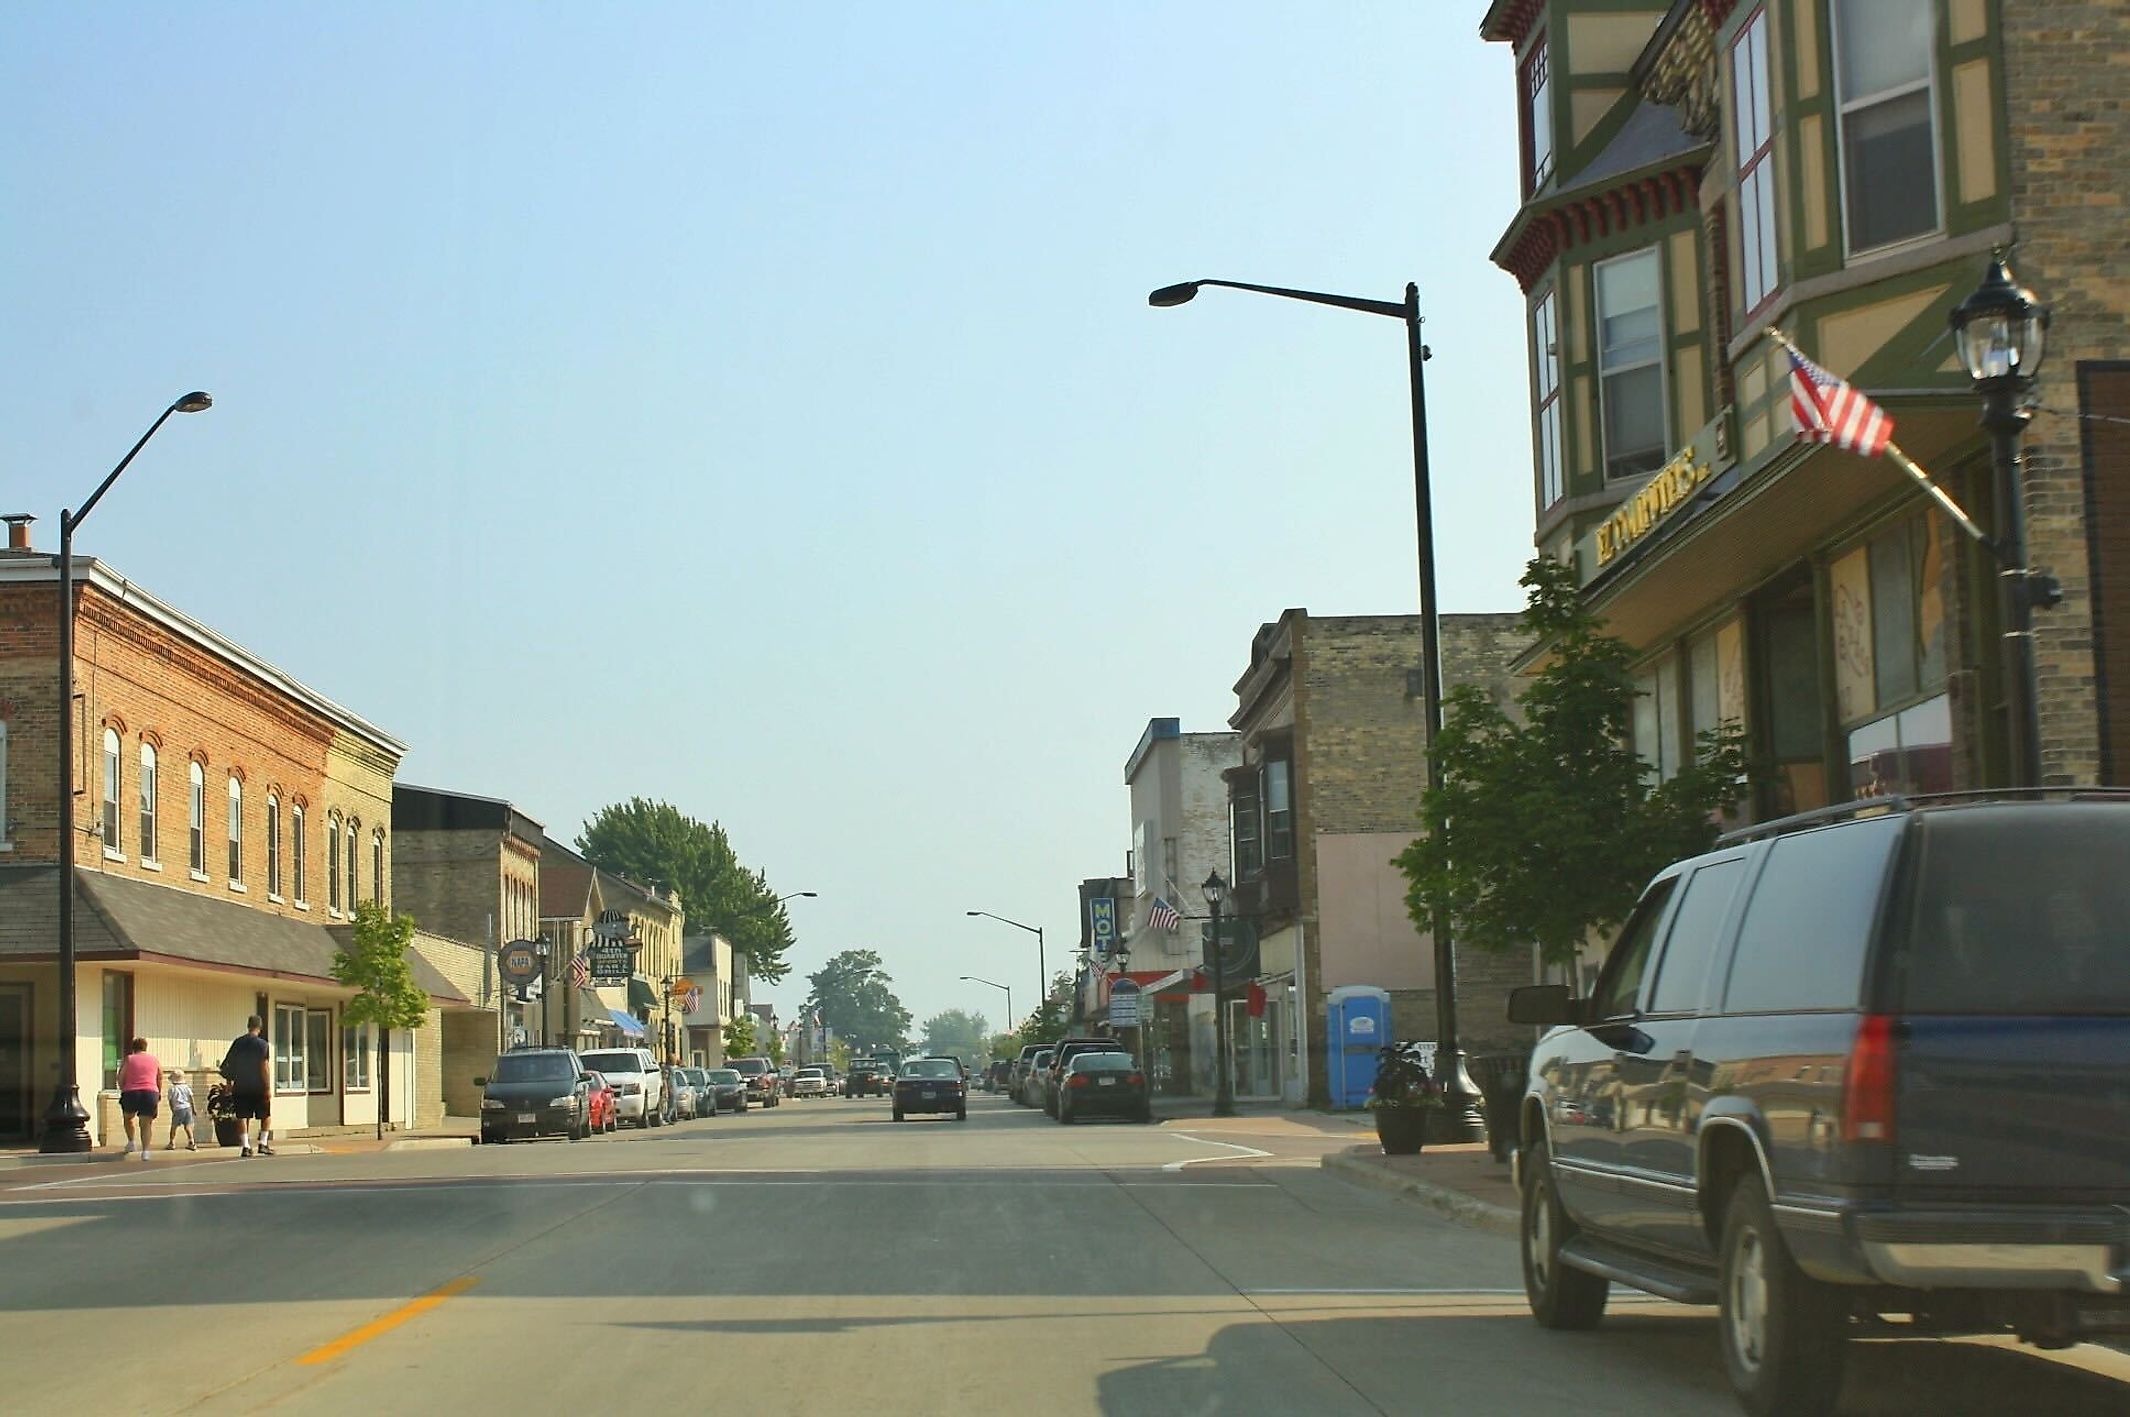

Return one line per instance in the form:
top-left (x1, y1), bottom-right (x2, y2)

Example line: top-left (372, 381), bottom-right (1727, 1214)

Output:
top-left (1321, 1148), bottom-right (1521, 1238)
top-left (384, 1137), bottom-right (475, 1152)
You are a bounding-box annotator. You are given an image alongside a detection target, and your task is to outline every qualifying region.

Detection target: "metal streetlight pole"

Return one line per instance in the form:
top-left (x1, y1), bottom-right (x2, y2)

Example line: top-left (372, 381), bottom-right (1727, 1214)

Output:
top-left (1949, 252), bottom-right (2059, 788)
top-left (964, 911), bottom-right (1044, 1023)
top-left (1202, 871), bottom-right (1234, 1118)
top-left (40, 391), bottom-right (212, 1153)
top-left (959, 975), bottom-right (1012, 1032)
top-left (1151, 279), bottom-right (1483, 1139)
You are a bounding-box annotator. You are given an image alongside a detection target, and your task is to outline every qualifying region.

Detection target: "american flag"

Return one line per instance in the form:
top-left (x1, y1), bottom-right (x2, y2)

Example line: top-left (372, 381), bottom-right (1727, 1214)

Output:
top-left (1788, 347), bottom-right (1893, 457)
top-left (568, 951), bottom-right (590, 988)
top-left (1145, 897), bottom-right (1182, 933)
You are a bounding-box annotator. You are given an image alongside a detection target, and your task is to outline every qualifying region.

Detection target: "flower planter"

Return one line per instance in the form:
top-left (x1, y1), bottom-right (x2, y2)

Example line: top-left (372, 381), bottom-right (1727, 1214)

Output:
top-left (212, 1117), bottom-right (241, 1149)
top-left (1373, 1107), bottom-right (1429, 1157)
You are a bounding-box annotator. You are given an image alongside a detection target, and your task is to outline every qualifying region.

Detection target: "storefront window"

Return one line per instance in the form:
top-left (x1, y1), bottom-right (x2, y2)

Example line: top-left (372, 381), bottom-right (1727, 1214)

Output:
top-left (273, 1002), bottom-right (306, 1092)
top-left (1835, 514), bottom-right (1952, 798)
top-left (305, 1009), bottom-right (332, 1093)
top-left (100, 972), bottom-right (133, 1091)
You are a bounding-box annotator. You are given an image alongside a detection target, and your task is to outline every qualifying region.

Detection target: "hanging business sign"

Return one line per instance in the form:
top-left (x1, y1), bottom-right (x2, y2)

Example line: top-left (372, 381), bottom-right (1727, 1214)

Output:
top-left (1108, 977), bottom-right (1142, 1030)
top-left (498, 939), bottom-right (544, 989)
top-left (593, 909), bottom-right (632, 942)
top-left (588, 939), bottom-right (634, 985)
top-left (1090, 898), bottom-right (1116, 957)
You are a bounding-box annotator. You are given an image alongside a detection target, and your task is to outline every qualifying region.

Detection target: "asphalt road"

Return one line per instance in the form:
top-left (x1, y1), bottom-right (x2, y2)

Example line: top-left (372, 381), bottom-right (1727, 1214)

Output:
top-left (2, 1092), bottom-right (2126, 1415)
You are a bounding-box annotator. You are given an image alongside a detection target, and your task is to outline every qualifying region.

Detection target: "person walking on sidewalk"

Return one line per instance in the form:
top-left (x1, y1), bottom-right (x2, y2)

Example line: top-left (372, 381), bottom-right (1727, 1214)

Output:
top-left (221, 1016), bottom-right (274, 1157)
top-left (117, 1038), bottom-right (162, 1158)
top-left (165, 1070), bottom-right (198, 1152)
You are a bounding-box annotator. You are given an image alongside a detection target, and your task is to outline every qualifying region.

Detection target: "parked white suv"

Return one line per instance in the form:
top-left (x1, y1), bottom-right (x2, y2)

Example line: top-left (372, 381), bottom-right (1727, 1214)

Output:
top-left (577, 1048), bottom-right (665, 1127)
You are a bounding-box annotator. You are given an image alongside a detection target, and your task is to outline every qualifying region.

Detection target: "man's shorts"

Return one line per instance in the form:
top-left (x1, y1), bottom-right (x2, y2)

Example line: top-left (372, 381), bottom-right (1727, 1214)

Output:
top-left (120, 1089), bottom-right (159, 1119)
top-left (230, 1091), bottom-right (270, 1120)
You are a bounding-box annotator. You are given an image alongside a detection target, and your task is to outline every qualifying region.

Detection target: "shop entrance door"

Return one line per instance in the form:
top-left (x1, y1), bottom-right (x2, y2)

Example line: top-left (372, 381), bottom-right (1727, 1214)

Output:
top-left (0, 984), bottom-right (29, 1140)
top-left (1757, 576), bottom-right (1831, 817)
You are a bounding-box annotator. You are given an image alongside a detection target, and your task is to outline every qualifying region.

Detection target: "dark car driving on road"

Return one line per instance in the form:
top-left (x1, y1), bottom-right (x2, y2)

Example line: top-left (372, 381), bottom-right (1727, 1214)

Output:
top-left (1510, 791), bottom-right (2130, 1416)
top-left (1054, 1051), bottom-right (1151, 1124)
top-left (892, 1057), bottom-right (967, 1121)
top-left (479, 1047), bottom-right (590, 1144)
top-left (843, 1062), bottom-right (888, 1097)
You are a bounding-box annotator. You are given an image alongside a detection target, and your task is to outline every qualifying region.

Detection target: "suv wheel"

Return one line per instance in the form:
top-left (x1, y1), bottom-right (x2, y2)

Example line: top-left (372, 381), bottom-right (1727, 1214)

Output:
top-left (1718, 1174), bottom-right (1849, 1417)
top-left (1520, 1138), bottom-right (1607, 1330)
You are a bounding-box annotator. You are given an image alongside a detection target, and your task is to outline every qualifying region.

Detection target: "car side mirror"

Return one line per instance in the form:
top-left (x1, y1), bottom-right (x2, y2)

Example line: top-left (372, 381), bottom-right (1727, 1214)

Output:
top-left (1507, 984), bottom-right (1581, 1027)
top-left (473, 1076), bottom-right (488, 1087)
top-left (579, 1072), bottom-right (595, 1083)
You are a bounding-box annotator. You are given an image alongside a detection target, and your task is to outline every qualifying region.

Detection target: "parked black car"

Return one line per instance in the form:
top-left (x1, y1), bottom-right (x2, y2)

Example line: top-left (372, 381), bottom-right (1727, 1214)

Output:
top-left (1510, 791), bottom-right (2130, 1416)
top-left (843, 1062), bottom-right (888, 1097)
top-left (703, 1067), bottom-right (748, 1113)
top-left (1040, 1038), bottom-right (1126, 1116)
top-left (478, 1047), bottom-right (590, 1144)
top-left (892, 1057), bottom-right (967, 1121)
top-left (1055, 1051), bottom-right (1151, 1124)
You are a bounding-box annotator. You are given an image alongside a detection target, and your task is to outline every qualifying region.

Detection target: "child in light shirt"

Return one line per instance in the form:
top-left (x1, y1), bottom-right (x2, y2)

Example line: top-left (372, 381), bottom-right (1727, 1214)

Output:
top-left (166, 1070), bottom-right (197, 1152)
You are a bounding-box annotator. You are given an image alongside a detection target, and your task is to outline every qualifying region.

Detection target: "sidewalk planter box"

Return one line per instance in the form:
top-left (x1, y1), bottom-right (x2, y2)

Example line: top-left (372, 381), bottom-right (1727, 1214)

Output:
top-left (1374, 1109), bottom-right (1428, 1156)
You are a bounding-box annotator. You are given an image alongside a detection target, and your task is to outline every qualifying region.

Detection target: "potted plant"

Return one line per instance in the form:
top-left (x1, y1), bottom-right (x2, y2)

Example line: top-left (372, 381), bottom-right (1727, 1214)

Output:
top-left (1366, 1044), bottom-right (1442, 1156)
top-left (205, 1081), bottom-right (241, 1149)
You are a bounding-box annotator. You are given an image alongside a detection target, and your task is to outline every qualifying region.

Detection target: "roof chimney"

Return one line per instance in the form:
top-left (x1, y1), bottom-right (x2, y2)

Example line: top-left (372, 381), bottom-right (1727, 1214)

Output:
top-left (3, 514), bottom-right (33, 551)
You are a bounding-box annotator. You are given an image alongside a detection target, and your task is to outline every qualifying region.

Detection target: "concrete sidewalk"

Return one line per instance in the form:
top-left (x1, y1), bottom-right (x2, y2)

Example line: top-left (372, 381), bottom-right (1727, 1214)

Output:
top-left (1320, 1140), bottom-right (1521, 1236)
top-left (0, 1116), bottom-right (478, 1171)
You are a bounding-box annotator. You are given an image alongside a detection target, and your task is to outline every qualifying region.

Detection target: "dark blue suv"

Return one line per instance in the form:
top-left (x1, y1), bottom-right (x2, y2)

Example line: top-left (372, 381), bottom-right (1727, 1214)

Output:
top-left (1510, 791), bottom-right (2130, 1415)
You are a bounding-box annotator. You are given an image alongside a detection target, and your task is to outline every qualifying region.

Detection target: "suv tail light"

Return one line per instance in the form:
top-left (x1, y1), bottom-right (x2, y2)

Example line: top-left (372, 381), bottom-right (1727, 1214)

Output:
top-left (1127, 1073), bottom-right (1145, 1087)
top-left (1068, 1074), bottom-right (1090, 1089)
top-left (1842, 1013), bottom-right (1897, 1144)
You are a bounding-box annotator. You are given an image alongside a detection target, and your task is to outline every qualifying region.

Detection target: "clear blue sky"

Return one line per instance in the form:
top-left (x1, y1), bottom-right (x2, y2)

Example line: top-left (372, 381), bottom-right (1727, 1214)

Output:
top-left (3, 3), bottom-right (1530, 1031)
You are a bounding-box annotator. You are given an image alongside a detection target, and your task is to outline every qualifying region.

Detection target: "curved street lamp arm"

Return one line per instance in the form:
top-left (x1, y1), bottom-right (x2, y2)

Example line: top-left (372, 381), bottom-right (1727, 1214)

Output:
top-left (1159, 278), bottom-right (1407, 321)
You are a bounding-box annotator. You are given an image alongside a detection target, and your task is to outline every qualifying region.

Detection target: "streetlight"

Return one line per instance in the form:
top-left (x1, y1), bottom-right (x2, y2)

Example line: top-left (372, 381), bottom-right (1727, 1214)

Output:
top-left (965, 910), bottom-right (1044, 1022)
top-left (1201, 871), bottom-right (1235, 1118)
top-left (41, 392), bottom-right (212, 1153)
top-left (959, 975), bottom-right (1012, 1031)
top-left (1949, 251), bottom-right (2059, 788)
top-left (1152, 278), bottom-right (1484, 1140)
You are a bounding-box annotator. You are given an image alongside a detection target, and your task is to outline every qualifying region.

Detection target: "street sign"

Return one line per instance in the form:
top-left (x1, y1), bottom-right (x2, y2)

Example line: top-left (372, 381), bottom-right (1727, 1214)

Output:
top-left (588, 939), bottom-right (634, 985)
top-left (1108, 977), bottom-right (1141, 1029)
top-left (498, 939), bottom-right (543, 988)
top-left (1090, 898), bottom-right (1116, 956)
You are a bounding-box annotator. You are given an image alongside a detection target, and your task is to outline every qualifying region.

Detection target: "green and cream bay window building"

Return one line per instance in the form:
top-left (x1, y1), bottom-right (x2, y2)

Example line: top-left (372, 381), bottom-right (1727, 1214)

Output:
top-left (1483, 0), bottom-right (2130, 812)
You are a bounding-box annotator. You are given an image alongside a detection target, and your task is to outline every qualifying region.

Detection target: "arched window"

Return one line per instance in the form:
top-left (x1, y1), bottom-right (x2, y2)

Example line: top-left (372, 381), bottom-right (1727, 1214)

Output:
top-left (346, 818), bottom-right (359, 910)
top-left (188, 761), bottom-right (207, 874)
top-left (0, 719), bottom-right (10, 847)
top-left (138, 742), bottom-right (158, 863)
top-left (291, 804), bottom-right (307, 905)
top-left (372, 830), bottom-right (385, 905)
top-left (226, 775), bottom-right (244, 883)
top-left (101, 728), bottom-right (122, 855)
top-left (326, 813), bottom-right (342, 912)
top-left (266, 794), bottom-right (282, 899)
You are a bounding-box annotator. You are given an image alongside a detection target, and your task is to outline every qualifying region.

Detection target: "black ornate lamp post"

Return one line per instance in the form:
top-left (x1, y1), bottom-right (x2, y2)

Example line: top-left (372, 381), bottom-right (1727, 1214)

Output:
top-left (1152, 280), bottom-right (1483, 1139)
top-left (41, 392), bottom-right (212, 1153)
top-left (1949, 252), bottom-right (2058, 788)
top-left (1201, 871), bottom-right (1235, 1118)
top-left (965, 910), bottom-right (1044, 1022)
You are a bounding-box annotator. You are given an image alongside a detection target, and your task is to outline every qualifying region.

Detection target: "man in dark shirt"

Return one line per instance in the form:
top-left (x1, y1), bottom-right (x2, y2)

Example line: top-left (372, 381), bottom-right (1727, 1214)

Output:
top-left (223, 1016), bottom-right (273, 1157)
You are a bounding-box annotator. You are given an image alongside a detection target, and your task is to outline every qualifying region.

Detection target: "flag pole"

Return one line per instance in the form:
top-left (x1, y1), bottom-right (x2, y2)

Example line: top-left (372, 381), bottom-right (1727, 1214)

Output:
top-left (1767, 326), bottom-right (1999, 557)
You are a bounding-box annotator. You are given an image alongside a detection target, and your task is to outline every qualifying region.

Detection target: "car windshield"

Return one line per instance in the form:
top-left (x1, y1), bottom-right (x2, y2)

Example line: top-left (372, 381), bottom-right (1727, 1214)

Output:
top-left (578, 1053), bottom-right (645, 1076)
top-left (707, 1071), bottom-right (740, 1085)
top-left (491, 1054), bottom-right (575, 1084)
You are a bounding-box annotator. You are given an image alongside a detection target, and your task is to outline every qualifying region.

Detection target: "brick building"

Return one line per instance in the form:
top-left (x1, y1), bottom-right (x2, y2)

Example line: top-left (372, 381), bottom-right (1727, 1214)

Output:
top-left (538, 839), bottom-right (685, 1059)
top-left (1219, 610), bottom-right (1533, 1107)
top-left (1480, 0), bottom-right (2128, 816)
top-left (0, 538), bottom-right (462, 1145)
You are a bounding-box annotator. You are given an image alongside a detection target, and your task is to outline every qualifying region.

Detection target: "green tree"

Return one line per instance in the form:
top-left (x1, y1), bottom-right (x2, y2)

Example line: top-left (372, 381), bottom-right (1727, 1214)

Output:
top-left (1396, 555), bottom-right (1750, 972)
top-left (919, 1008), bottom-right (990, 1064)
top-left (767, 1030), bottom-right (786, 1065)
top-left (723, 1012), bottom-right (759, 1059)
top-left (805, 950), bottom-right (911, 1054)
top-left (331, 900), bottom-right (431, 1140)
top-left (1014, 971), bottom-right (1076, 1048)
top-left (578, 798), bottom-right (797, 982)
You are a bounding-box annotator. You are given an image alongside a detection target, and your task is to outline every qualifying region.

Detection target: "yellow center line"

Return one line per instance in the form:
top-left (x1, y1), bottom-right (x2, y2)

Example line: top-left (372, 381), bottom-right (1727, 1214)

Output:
top-left (297, 1275), bottom-right (480, 1366)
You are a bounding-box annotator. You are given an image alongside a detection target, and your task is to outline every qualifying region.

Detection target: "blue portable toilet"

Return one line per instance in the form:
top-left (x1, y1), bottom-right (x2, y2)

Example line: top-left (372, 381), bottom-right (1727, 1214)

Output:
top-left (1326, 985), bottom-right (1392, 1110)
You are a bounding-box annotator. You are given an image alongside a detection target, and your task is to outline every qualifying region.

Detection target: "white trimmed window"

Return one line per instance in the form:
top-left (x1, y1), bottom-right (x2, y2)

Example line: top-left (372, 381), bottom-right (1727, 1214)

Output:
top-left (1731, 8), bottom-right (1779, 312)
top-left (266, 795), bottom-right (282, 899)
top-left (326, 814), bottom-right (342, 912)
top-left (1833, 0), bottom-right (1939, 253)
top-left (226, 775), bottom-right (244, 884)
top-left (273, 1002), bottom-right (306, 1092)
top-left (101, 728), bottom-right (122, 856)
top-left (372, 830), bottom-right (385, 906)
top-left (138, 742), bottom-right (158, 863)
top-left (1522, 34), bottom-right (1554, 193)
top-left (1596, 248), bottom-right (1667, 480)
top-left (344, 1022), bottom-right (372, 1090)
top-left (1532, 287), bottom-right (1564, 509)
top-left (188, 761), bottom-right (206, 875)
top-left (291, 805), bottom-right (307, 905)
top-left (346, 819), bottom-right (359, 912)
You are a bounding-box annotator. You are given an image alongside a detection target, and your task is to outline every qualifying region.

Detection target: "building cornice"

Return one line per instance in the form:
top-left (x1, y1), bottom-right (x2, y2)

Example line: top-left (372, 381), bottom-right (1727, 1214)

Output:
top-left (1493, 159), bottom-right (1707, 293)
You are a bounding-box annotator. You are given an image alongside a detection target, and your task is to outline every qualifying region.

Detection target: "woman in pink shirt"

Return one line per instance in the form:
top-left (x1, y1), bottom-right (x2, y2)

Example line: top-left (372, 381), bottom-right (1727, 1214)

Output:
top-left (118, 1037), bottom-right (162, 1157)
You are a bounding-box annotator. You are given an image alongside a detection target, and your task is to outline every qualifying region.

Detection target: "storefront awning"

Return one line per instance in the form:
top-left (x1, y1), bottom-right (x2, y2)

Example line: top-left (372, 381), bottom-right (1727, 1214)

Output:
top-left (0, 864), bottom-right (468, 1005)
top-left (627, 977), bottom-right (658, 1012)
top-left (606, 1009), bottom-right (645, 1037)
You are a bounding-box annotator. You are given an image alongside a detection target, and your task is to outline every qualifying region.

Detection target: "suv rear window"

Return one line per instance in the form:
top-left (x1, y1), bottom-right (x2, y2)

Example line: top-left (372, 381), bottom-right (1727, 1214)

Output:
top-left (1723, 816), bottom-right (1900, 1013)
top-left (492, 1053), bottom-right (575, 1083)
top-left (730, 1057), bottom-right (771, 1076)
top-left (1067, 1053), bottom-right (1134, 1072)
top-left (1901, 806), bottom-right (2130, 1013)
top-left (578, 1051), bottom-right (646, 1076)
top-left (902, 1059), bottom-right (960, 1079)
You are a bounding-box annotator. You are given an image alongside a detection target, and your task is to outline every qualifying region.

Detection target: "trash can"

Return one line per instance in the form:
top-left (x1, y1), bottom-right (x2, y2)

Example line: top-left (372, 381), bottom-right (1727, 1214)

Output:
top-left (1325, 986), bottom-right (1392, 1110)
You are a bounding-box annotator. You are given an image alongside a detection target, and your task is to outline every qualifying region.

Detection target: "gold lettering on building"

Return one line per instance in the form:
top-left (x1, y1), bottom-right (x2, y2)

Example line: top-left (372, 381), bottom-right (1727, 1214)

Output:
top-left (1595, 448), bottom-right (1715, 566)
